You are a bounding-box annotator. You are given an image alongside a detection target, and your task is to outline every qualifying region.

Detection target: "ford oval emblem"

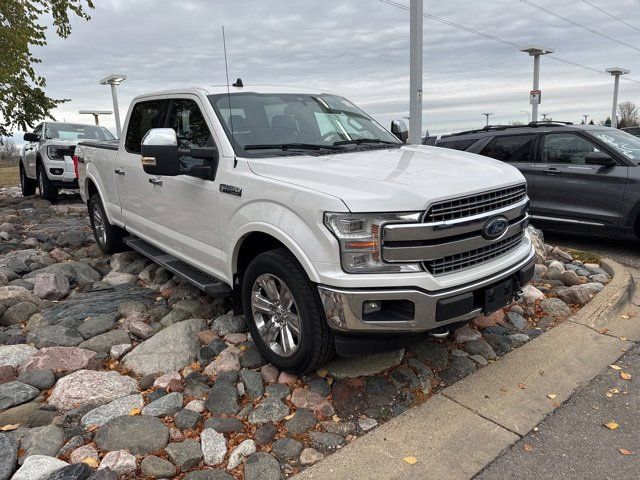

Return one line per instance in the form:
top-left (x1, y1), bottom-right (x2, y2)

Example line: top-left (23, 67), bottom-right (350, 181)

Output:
top-left (482, 216), bottom-right (509, 240)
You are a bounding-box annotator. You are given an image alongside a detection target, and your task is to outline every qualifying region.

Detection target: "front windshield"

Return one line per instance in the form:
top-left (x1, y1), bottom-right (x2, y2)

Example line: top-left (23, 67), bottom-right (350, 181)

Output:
top-left (591, 129), bottom-right (640, 162)
top-left (45, 123), bottom-right (115, 141)
top-left (208, 92), bottom-right (400, 156)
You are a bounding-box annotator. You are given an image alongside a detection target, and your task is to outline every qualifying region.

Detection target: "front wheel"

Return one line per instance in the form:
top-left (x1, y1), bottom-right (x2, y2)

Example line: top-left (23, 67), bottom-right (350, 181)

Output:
top-left (242, 248), bottom-right (334, 374)
top-left (37, 164), bottom-right (58, 203)
top-left (20, 164), bottom-right (37, 196)
top-left (88, 194), bottom-right (126, 254)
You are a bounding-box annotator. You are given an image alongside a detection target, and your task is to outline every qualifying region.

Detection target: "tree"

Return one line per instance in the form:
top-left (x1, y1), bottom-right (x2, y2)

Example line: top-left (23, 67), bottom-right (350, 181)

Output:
top-left (0, 0), bottom-right (94, 137)
top-left (509, 121), bottom-right (525, 126)
top-left (618, 101), bottom-right (640, 129)
top-left (604, 117), bottom-right (612, 127)
top-left (0, 137), bottom-right (19, 166)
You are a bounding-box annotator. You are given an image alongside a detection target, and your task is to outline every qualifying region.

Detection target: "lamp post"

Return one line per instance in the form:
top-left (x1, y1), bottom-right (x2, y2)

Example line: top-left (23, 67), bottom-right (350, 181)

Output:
top-left (482, 113), bottom-right (493, 127)
top-left (520, 110), bottom-right (531, 123)
top-left (520, 46), bottom-right (554, 123)
top-left (78, 110), bottom-right (112, 126)
top-left (582, 114), bottom-right (589, 125)
top-left (605, 68), bottom-right (630, 129)
top-left (99, 74), bottom-right (127, 137)
top-left (409, 0), bottom-right (423, 145)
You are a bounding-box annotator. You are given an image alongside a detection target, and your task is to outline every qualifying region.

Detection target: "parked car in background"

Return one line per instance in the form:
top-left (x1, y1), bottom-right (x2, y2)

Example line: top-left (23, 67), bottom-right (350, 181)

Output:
top-left (622, 126), bottom-right (640, 138)
top-left (74, 84), bottom-right (534, 373)
top-left (20, 122), bottom-right (115, 202)
top-left (436, 122), bottom-right (640, 238)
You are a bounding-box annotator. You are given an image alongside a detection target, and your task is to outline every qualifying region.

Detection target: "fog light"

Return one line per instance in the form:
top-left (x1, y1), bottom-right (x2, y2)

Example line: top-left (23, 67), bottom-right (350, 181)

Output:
top-left (363, 301), bottom-right (382, 316)
top-left (49, 168), bottom-right (63, 175)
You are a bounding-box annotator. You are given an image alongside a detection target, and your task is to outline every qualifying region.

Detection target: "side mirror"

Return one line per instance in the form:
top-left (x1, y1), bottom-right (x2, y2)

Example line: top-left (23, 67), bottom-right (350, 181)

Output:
top-left (23, 132), bottom-right (40, 142)
top-left (141, 128), bottom-right (179, 176)
top-left (190, 165), bottom-right (212, 179)
top-left (584, 152), bottom-right (616, 167)
top-left (391, 120), bottom-right (409, 144)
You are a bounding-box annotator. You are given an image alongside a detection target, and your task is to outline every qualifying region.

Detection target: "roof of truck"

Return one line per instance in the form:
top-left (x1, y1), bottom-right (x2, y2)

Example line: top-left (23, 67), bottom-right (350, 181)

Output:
top-left (135, 84), bottom-right (329, 99)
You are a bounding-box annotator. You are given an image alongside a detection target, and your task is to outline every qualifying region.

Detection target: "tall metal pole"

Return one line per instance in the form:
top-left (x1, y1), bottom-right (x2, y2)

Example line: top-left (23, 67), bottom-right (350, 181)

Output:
top-left (532, 54), bottom-right (540, 123)
top-left (409, 0), bottom-right (423, 145)
top-left (611, 74), bottom-right (620, 129)
top-left (110, 84), bottom-right (122, 138)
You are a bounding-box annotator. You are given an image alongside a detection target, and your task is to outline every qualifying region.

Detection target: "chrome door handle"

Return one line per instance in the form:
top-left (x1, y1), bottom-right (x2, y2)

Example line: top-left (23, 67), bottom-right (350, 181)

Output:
top-left (114, 168), bottom-right (125, 176)
top-left (148, 178), bottom-right (163, 186)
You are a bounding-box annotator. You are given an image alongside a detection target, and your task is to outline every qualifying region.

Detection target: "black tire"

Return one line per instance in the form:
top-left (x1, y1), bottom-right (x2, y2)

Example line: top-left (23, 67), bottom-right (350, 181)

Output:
top-left (20, 164), bottom-right (37, 196)
top-left (242, 248), bottom-right (334, 374)
top-left (37, 162), bottom-right (58, 203)
top-left (88, 194), bottom-right (127, 254)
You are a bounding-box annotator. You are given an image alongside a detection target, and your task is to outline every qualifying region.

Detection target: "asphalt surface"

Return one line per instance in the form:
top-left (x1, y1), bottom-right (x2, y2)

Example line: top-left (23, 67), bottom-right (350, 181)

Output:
top-left (474, 341), bottom-right (639, 480)
top-left (544, 229), bottom-right (640, 270)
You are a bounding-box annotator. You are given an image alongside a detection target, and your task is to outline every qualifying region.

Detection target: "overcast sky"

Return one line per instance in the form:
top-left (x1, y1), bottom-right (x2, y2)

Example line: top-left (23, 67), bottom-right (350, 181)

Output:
top-left (18, 0), bottom-right (640, 140)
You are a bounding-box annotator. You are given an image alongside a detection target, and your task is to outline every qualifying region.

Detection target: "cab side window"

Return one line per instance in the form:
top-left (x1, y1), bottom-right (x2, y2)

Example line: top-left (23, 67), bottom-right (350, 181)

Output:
top-left (125, 100), bottom-right (169, 154)
top-left (543, 133), bottom-right (601, 165)
top-left (167, 99), bottom-right (215, 174)
top-left (480, 135), bottom-right (535, 163)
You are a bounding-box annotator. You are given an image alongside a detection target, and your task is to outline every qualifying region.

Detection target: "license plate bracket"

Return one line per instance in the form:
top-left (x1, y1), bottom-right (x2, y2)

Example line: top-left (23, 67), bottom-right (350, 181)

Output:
top-left (484, 277), bottom-right (515, 314)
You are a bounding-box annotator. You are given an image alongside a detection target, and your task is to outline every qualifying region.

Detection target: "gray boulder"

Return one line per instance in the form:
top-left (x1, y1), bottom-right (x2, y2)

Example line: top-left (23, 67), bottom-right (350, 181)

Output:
top-left (94, 415), bottom-right (169, 456)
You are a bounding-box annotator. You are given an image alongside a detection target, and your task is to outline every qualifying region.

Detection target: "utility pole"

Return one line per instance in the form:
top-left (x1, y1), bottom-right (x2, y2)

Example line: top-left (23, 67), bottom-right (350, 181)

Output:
top-left (482, 113), bottom-right (493, 127)
top-left (409, 0), bottom-right (423, 145)
top-left (520, 46), bottom-right (554, 123)
top-left (79, 110), bottom-right (112, 126)
top-left (605, 68), bottom-right (630, 129)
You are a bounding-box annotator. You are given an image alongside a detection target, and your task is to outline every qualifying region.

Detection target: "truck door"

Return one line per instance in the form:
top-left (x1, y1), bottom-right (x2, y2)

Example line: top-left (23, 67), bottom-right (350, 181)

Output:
top-left (146, 96), bottom-right (223, 273)
top-left (23, 124), bottom-right (43, 178)
top-left (115, 98), bottom-right (170, 241)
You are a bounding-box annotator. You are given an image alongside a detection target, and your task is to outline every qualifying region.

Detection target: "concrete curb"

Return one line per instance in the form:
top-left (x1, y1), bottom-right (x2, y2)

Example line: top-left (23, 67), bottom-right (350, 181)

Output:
top-left (293, 259), bottom-right (637, 480)
top-left (569, 257), bottom-right (635, 330)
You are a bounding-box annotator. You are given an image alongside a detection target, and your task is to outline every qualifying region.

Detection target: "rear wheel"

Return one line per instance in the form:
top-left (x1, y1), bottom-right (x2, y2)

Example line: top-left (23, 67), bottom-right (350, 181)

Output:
top-left (88, 194), bottom-right (126, 254)
top-left (37, 163), bottom-right (58, 203)
top-left (20, 164), bottom-right (37, 196)
top-left (242, 248), bottom-right (334, 374)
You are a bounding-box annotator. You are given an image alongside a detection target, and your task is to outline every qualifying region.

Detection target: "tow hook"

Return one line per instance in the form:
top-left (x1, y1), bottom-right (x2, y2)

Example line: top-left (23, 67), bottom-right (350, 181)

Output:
top-left (429, 327), bottom-right (451, 339)
top-left (514, 288), bottom-right (524, 300)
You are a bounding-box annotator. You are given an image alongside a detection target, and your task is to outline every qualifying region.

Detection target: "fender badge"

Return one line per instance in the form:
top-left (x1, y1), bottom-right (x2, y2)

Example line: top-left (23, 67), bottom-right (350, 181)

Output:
top-left (219, 184), bottom-right (242, 196)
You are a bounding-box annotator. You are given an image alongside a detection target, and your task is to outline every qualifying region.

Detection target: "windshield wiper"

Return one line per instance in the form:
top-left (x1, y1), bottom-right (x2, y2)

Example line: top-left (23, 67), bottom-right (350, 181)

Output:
top-left (333, 138), bottom-right (400, 146)
top-left (244, 143), bottom-right (343, 151)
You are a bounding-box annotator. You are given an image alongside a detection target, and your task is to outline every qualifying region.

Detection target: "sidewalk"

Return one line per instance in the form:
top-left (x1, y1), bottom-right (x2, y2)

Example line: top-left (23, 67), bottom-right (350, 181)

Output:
top-left (475, 342), bottom-right (639, 480)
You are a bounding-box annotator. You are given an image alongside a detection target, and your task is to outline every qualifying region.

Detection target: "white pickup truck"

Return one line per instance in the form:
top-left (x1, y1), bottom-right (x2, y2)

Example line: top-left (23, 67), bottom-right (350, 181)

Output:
top-left (75, 84), bottom-right (534, 373)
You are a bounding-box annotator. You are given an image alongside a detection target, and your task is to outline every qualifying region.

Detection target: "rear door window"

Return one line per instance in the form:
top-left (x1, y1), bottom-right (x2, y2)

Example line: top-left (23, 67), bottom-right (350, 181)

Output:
top-left (480, 135), bottom-right (536, 163)
top-left (124, 100), bottom-right (169, 153)
top-left (436, 138), bottom-right (477, 151)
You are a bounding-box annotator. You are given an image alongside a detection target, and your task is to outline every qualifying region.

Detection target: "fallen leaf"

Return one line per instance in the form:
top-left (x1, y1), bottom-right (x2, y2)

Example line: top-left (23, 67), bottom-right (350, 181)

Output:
top-left (619, 448), bottom-right (634, 455)
top-left (620, 372), bottom-right (632, 381)
top-left (523, 443), bottom-right (533, 452)
top-left (620, 314), bottom-right (631, 320)
top-left (604, 421), bottom-right (619, 430)
top-left (239, 345), bottom-right (248, 351)
top-left (606, 392), bottom-right (613, 398)
top-left (610, 365), bottom-right (622, 371)
top-left (547, 393), bottom-right (557, 400)
top-left (128, 408), bottom-right (141, 416)
top-left (86, 424), bottom-right (99, 432)
top-left (332, 415), bottom-right (341, 423)
top-left (533, 427), bottom-right (539, 432)
top-left (620, 336), bottom-right (628, 341)
top-left (82, 458), bottom-right (99, 468)
top-left (327, 377), bottom-right (334, 386)
top-left (403, 456), bottom-right (418, 465)
top-left (316, 368), bottom-right (329, 378)
top-left (610, 388), bottom-right (620, 394)
top-left (284, 413), bottom-right (295, 421)
top-left (0, 424), bottom-right (21, 431)
top-left (518, 383), bottom-right (527, 389)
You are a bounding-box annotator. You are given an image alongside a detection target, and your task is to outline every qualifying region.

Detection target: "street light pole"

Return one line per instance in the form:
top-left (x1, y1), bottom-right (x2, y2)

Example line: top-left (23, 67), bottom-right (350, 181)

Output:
top-left (79, 110), bottom-right (112, 126)
top-left (409, 0), bottom-right (423, 145)
top-left (520, 46), bottom-right (554, 123)
top-left (99, 74), bottom-right (127, 138)
top-left (482, 113), bottom-right (493, 127)
top-left (582, 114), bottom-right (589, 125)
top-left (605, 68), bottom-right (630, 129)
top-left (520, 110), bottom-right (531, 123)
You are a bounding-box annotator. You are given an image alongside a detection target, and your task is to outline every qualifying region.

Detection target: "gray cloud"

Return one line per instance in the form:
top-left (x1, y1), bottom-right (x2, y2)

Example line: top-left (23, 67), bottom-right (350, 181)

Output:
top-left (23, 0), bottom-right (640, 137)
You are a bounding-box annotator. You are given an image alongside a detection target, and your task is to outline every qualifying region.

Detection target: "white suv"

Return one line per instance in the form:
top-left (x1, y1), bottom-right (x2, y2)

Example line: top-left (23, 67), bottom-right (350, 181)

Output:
top-left (20, 121), bottom-right (115, 202)
top-left (76, 85), bottom-right (534, 373)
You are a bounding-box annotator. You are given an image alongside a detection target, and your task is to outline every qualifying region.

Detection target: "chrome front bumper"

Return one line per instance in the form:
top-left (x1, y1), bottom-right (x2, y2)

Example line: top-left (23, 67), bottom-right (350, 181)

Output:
top-left (318, 248), bottom-right (535, 333)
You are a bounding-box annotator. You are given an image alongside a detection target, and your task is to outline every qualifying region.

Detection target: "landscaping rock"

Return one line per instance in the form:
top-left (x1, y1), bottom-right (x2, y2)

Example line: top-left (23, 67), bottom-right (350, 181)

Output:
top-left (205, 383), bottom-right (239, 415)
top-left (166, 440), bottom-right (203, 470)
top-left (556, 286), bottom-right (591, 306)
top-left (506, 311), bottom-right (527, 331)
top-left (325, 349), bottom-right (404, 379)
top-left (47, 463), bottom-right (94, 480)
top-left (248, 396), bottom-right (290, 424)
top-left (94, 415), bottom-right (169, 456)
top-left (540, 297), bottom-right (571, 317)
top-left (299, 447), bottom-right (324, 466)
top-left (203, 346), bottom-right (240, 376)
top-left (48, 370), bottom-right (139, 411)
top-left (142, 392), bottom-right (183, 417)
top-left (79, 329), bottom-right (130, 354)
top-left (33, 273), bottom-right (70, 300)
top-left (19, 425), bottom-right (65, 463)
top-left (290, 388), bottom-right (334, 417)
top-left (212, 313), bottom-right (246, 336)
top-left (0, 381), bottom-right (39, 410)
top-left (204, 416), bottom-right (244, 434)
top-left (184, 471), bottom-right (233, 480)
top-left (240, 369), bottom-right (264, 399)
top-left (1, 301), bottom-right (39, 326)
top-left (285, 408), bottom-right (317, 434)
top-left (464, 339), bottom-right (497, 360)
top-left (201, 428), bottom-right (227, 466)
top-left (244, 452), bottom-right (281, 480)
top-left (69, 444), bottom-right (100, 465)
top-left (20, 346), bottom-right (96, 374)
top-left (28, 325), bottom-right (84, 348)
top-left (0, 344), bottom-right (37, 369)
top-left (227, 439), bottom-right (256, 469)
top-left (98, 450), bottom-right (137, 476)
top-left (122, 318), bottom-right (207, 376)
top-left (272, 438), bottom-right (303, 463)
top-left (140, 455), bottom-right (176, 478)
top-left (10, 455), bottom-right (68, 480)
top-left (254, 422), bottom-right (277, 446)
top-left (81, 394), bottom-right (144, 427)
top-left (308, 431), bottom-right (345, 453)
top-left (439, 356), bottom-right (476, 384)
top-left (0, 433), bottom-right (18, 480)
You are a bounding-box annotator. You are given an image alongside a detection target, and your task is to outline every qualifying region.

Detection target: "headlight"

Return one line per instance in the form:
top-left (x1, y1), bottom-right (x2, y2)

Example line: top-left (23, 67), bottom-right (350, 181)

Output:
top-left (324, 212), bottom-right (423, 273)
top-left (47, 145), bottom-right (65, 160)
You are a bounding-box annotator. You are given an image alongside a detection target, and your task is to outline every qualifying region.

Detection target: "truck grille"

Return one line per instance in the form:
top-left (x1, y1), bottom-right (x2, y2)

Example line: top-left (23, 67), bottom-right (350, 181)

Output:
top-left (424, 184), bottom-right (527, 223)
top-left (423, 231), bottom-right (525, 276)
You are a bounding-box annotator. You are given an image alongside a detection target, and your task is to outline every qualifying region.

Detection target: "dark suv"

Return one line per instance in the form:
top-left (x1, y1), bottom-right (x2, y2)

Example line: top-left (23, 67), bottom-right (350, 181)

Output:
top-left (435, 122), bottom-right (640, 238)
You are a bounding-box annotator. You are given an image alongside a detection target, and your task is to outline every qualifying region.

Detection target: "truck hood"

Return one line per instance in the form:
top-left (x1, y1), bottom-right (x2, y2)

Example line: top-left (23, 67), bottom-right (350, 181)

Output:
top-left (247, 145), bottom-right (526, 212)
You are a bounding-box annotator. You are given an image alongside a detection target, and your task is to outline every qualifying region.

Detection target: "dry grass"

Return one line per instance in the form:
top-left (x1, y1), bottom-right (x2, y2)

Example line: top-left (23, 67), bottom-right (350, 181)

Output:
top-left (0, 166), bottom-right (19, 189)
top-left (565, 248), bottom-right (601, 265)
